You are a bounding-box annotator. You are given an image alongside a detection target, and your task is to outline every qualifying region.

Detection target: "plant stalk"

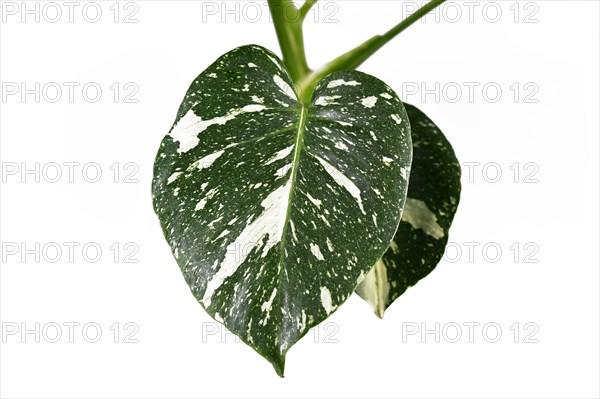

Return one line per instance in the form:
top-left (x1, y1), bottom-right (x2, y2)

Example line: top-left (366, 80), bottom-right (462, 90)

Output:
top-left (267, 0), bottom-right (447, 104)
top-left (267, 0), bottom-right (311, 83)
top-left (297, 0), bottom-right (447, 102)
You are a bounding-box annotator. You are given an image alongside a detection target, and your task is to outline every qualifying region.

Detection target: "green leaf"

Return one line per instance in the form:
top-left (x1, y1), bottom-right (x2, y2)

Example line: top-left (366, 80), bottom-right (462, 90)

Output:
top-left (355, 103), bottom-right (461, 318)
top-left (152, 45), bottom-right (412, 375)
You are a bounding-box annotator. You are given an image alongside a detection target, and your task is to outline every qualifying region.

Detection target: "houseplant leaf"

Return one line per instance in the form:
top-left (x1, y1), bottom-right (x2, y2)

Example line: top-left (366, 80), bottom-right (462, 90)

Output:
top-left (152, 45), bottom-right (412, 375)
top-left (356, 103), bottom-right (461, 318)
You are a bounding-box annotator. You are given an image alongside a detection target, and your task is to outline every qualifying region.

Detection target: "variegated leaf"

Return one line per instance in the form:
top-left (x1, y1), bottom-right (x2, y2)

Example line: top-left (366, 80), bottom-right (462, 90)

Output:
top-left (356, 103), bottom-right (461, 318)
top-left (152, 45), bottom-right (411, 375)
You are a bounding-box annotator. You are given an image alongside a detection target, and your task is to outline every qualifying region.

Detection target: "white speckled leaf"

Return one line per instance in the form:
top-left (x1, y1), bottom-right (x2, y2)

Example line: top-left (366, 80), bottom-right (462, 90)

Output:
top-left (152, 45), bottom-right (411, 375)
top-left (356, 103), bottom-right (461, 318)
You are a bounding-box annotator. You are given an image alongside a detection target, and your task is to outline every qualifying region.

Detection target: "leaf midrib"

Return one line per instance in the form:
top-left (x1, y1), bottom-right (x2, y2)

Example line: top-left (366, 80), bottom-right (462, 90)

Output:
top-left (273, 103), bottom-right (308, 337)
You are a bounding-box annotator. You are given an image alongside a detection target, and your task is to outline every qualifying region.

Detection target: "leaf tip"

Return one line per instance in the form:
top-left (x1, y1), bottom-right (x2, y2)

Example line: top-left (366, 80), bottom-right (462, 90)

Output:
top-left (272, 355), bottom-right (286, 377)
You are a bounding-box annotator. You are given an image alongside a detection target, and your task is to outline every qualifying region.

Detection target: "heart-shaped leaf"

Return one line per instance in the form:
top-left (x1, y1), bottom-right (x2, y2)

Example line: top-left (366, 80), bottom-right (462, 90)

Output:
top-left (356, 103), bottom-right (461, 318)
top-left (152, 45), bottom-right (411, 375)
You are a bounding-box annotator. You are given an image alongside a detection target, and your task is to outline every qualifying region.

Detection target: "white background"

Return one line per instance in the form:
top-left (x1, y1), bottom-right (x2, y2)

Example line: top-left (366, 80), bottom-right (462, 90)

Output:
top-left (1, 1), bottom-right (599, 398)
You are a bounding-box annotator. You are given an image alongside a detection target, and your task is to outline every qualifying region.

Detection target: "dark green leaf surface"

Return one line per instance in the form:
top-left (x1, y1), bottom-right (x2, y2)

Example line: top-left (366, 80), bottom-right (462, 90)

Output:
top-left (152, 45), bottom-right (411, 375)
top-left (356, 103), bottom-right (461, 317)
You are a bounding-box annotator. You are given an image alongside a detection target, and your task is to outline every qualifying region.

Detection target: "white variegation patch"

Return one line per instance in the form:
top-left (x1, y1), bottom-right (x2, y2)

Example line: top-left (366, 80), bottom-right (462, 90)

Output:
top-left (315, 95), bottom-right (341, 106)
top-left (195, 198), bottom-right (207, 211)
top-left (400, 166), bottom-right (410, 180)
top-left (298, 309), bottom-right (307, 330)
top-left (391, 114), bottom-right (403, 125)
top-left (334, 141), bottom-right (349, 150)
top-left (170, 105), bottom-right (266, 153)
top-left (320, 286), bottom-right (335, 314)
top-left (196, 150), bottom-right (224, 170)
top-left (360, 96), bottom-right (378, 108)
top-left (327, 79), bottom-right (361, 88)
top-left (314, 155), bottom-right (366, 215)
top-left (289, 220), bottom-right (298, 241)
top-left (355, 258), bottom-right (389, 318)
top-left (259, 288), bottom-right (278, 325)
top-left (390, 240), bottom-right (400, 254)
top-left (326, 237), bottom-right (334, 252)
top-left (403, 198), bottom-right (444, 239)
top-left (275, 164), bottom-right (293, 178)
top-left (273, 74), bottom-right (297, 101)
top-left (274, 98), bottom-right (291, 108)
top-left (306, 192), bottom-right (322, 207)
top-left (242, 104), bottom-right (266, 113)
top-left (310, 243), bottom-right (324, 260)
top-left (201, 180), bottom-right (291, 307)
top-left (167, 171), bottom-right (182, 184)
top-left (265, 145), bottom-right (294, 165)
top-left (216, 229), bottom-right (230, 239)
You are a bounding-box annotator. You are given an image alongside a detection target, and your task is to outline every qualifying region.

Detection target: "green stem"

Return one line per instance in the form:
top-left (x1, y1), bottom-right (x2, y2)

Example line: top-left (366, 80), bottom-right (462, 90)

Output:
top-left (379, 0), bottom-right (447, 47)
top-left (297, 0), bottom-right (447, 103)
top-left (268, 0), bottom-right (310, 82)
top-left (299, 0), bottom-right (318, 22)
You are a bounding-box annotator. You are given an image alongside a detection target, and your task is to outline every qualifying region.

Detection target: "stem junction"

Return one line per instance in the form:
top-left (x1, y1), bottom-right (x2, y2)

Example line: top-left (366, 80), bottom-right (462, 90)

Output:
top-left (267, 0), bottom-right (447, 104)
